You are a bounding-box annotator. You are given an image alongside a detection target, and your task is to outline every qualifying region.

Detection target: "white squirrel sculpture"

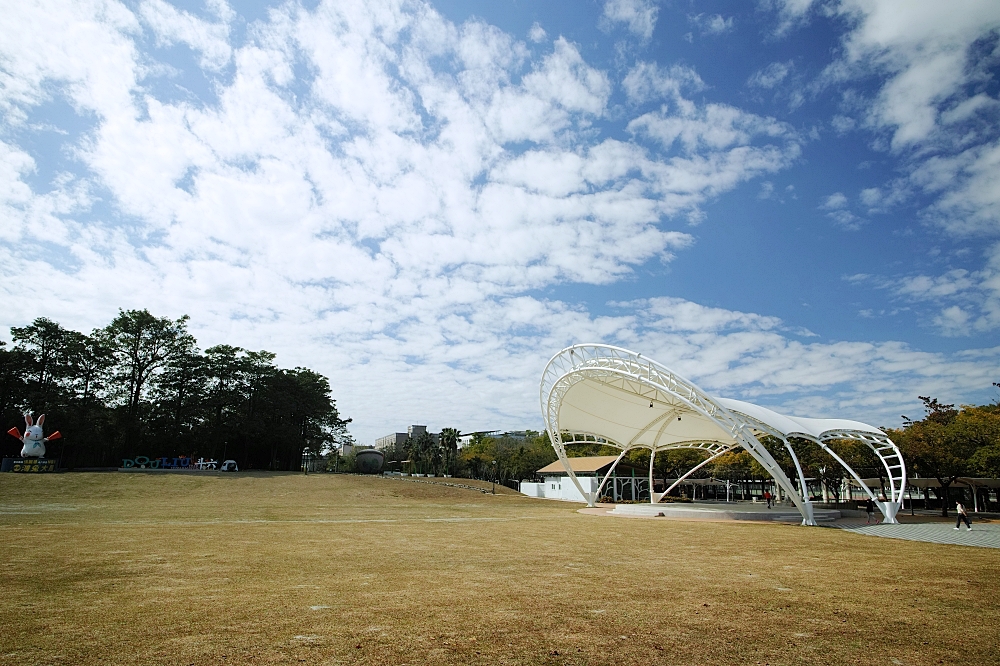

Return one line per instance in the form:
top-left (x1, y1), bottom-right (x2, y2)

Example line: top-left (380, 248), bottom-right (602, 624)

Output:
top-left (7, 413), bottom-right (61, 458)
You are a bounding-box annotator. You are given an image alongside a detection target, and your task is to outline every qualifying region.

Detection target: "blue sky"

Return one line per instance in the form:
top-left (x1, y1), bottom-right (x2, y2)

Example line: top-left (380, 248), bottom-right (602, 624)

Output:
top-left (2, 0), bottom-right (999, 444)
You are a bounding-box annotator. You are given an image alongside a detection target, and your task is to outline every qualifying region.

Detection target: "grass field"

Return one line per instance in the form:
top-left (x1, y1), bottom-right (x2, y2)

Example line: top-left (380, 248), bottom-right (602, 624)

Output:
top-left (1, 473), bottom-right (998, 665)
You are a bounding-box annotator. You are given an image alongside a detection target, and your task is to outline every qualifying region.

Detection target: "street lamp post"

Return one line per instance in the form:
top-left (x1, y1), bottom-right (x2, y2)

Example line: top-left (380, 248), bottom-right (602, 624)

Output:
top-left (491, 459), bottom-right (497, 495)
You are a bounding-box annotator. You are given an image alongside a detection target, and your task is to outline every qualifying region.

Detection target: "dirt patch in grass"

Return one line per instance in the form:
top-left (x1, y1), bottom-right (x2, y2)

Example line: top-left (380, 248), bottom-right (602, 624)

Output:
top-left (1, 473), bottom-right (998, 665)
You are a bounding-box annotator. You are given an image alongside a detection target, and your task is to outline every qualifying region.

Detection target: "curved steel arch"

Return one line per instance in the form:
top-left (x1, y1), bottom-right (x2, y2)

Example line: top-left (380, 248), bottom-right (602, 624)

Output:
top-left (540, 344), bottom-right (906, 525)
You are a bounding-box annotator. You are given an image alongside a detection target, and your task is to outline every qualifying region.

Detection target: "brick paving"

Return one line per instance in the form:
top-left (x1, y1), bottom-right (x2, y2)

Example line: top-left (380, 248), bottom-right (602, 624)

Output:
top-left (833, 517), bottom-right (1000, 549)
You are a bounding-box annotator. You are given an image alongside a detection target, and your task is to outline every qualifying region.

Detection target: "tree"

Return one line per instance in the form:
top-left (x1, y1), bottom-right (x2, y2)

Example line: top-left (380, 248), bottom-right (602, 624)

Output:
top-left (891, 396), bottom-right (977, 516)
top-left (11, 317), bottom-right (75, 412)
top-left (440, 427), bottom-right (460, 476)
top-left (98, 310), bottom-right (196, 452)
top-left (0, 341), bottom-right (29, 458)
top-left (2, 312), bottom-right (353, 470)
top-left (411, 431), bottom-right (438, 474)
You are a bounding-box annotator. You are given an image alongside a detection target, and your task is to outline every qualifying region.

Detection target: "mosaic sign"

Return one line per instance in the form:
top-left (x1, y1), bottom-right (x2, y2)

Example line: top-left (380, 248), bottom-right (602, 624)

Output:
top-left (121, 456), bottom-right (218, 470)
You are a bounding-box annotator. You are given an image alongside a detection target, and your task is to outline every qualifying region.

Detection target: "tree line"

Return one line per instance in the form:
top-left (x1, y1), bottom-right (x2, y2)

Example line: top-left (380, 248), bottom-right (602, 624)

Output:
top-left (1, 311), bottom-right (351, 470)
top-left (368, 429), bottom-right (557, 484)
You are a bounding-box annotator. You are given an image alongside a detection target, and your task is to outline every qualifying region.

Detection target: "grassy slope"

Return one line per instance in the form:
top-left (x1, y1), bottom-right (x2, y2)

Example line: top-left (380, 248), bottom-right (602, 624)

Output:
top-left (1, 473), bottom-right (997, 665)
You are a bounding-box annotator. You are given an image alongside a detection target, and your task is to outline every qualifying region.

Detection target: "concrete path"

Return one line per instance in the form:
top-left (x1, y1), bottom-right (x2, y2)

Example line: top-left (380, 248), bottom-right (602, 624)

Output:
top-left (610, 502), bottom-right (841, 522)
top-left (584, 503), bottom-right (1000, 549)
top-left (832, 518), bottom-right (1000, 549)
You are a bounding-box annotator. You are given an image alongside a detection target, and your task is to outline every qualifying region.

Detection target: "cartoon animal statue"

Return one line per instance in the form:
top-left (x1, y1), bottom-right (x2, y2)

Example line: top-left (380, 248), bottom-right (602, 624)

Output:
top-left (7, 414), bottom-right (61, 458)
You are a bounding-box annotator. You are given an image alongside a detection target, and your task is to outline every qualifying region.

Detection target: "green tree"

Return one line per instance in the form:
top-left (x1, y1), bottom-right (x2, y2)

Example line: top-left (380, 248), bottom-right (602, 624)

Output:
top-left (11, 317), bottom-right (75, 412)
top-left (98, 310), bottom-right (196, 452)
top-left (3, 312), bottom-right (353, 469)
top-left (440, 427), bottom-right (460, 476)
top-left (891, 397), bottom-right (976, 516)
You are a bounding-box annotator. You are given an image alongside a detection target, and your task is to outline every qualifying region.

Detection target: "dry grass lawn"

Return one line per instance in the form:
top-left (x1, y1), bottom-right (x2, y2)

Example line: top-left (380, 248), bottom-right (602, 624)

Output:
top-left (1, 472), bottom-right (998, 665)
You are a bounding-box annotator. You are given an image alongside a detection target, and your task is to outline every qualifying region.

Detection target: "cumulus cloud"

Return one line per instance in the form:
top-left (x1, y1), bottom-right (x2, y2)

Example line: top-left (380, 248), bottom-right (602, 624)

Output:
top-left (821, 192), bottom-right (848, 210)
top-left (689, 13), bottom-right (734, 36)
top-left (831, 114), bottom-right (856, 134)
top-left (528, 22), bottom-right (547, 43)
top-left (601, 0), bottom-right (659, 42)
top-left (622, 61), bottom-right (704, 104)
top-left (828, 0), bottom-right (1000, 152)
top-left (819, 0), bottom-right (1000, 300)
top-left (0, 0), bottom-right (996, 441)
top-left (747, 61), bottom-right (792, 89)
top-left (761, 0), bottom-right (817, 38)
top-left (819, 192), bottom-right (862, 230)
top-left (851, 244), bottom-right (1000, 336)
top-left (139, 0), bottom-right (233, 70)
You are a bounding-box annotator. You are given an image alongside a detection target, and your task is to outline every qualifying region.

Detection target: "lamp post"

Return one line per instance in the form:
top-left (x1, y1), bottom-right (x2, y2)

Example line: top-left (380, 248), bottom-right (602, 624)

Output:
top-left (491, 459), bottom-right (497, 495)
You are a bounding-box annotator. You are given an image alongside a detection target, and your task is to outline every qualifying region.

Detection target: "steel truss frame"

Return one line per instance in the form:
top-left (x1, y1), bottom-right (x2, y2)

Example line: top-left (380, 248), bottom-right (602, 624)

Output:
top-left (540, 344), bottom-right (907, 526)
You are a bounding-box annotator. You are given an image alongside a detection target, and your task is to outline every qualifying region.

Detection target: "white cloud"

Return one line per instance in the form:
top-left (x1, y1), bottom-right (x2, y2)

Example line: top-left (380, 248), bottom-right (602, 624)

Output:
top-left (761, 0), bottom-right (817, 38)
top-left (1, 0), bottom-right (997, 443)
top-left (911, 141), bottom-right (1000, 236)
top-left (528, 22), bottom-right (547, 43)
top-left (831, 114), bottom-right (855, 134)
top-left (139, 0), bottom-right (233, 70)
top-left (819, 2), bottom-right (1000, 239)
top-left (622, 61), bottom-right (704, 104)
top-left (820, 192), bottom-right (847, 209)
top-left (0, 0), bottom-right (140, 123)
top-left (853, 245), bottom-right (1000, 336)
top-left (601, 0), bottom-right (659, 42)
top-left (747, 61), bottom-right (792, 89)
top-left (828, 0), bottom-right (1000, 150)
top-left (858, 187), bottom-right (881, 208)
top-left (689, 13), bottom-right (734, 36)
top-left (819, 192), bottom-right (863, 229)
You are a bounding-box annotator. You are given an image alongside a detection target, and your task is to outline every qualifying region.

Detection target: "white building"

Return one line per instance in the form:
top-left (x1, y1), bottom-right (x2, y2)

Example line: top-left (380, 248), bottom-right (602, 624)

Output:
top-left (520, 456), bottom-right (648, 502)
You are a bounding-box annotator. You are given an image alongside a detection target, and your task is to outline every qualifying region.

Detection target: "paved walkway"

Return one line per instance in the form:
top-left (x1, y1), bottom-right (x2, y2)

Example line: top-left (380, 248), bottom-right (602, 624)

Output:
top-left (832, 518), bottom-right (1000, 548)
top-left (583, 504), bottom-right (1000, 549)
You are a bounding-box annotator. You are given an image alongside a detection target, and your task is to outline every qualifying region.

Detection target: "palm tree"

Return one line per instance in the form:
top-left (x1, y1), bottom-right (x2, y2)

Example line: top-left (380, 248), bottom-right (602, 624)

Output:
top-left (440, 428), bottom-right (460, 476)
top-left (403, 436), bottom-right (417, 474)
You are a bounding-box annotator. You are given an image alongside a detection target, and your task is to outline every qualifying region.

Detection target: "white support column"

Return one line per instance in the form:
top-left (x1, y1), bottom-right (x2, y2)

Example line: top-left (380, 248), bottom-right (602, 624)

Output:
top-left (815, 440), bottom-right (897, 524)
top-left (593, 448), bottom-right (631, 504)
top-left (781, 436), bottom-right (814, 525)
top-left (648, 448), bottom-right (657, 504)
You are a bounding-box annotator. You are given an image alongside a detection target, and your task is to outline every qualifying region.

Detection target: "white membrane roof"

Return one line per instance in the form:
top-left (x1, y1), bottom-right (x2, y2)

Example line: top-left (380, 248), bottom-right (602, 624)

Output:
top-left (558, 377), bottom-right (885, 450)
top-left (716, 398), bottom-right (885, 439)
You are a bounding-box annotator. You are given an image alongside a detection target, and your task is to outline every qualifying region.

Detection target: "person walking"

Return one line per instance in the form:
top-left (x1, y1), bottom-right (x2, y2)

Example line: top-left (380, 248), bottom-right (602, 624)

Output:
top-left (955, 501), bottom-right (972, 531)
top-left (865, 497), bottom-right (877, 524)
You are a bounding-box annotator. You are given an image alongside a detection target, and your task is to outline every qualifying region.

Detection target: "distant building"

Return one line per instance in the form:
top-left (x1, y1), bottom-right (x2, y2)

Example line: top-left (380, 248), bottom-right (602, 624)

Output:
top-left (339, 442), bottom-right (373, 457)
top-left (376, 425), bottom-right (438, 450)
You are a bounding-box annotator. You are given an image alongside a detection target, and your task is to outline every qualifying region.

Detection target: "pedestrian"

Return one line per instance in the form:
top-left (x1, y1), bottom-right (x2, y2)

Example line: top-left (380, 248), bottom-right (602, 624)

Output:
top-left (954, 501), bottom-right (972, 531)
top-left (865, 497), bottom-right (877, 524)
top-left (764, 490), bottom-right (772, 509)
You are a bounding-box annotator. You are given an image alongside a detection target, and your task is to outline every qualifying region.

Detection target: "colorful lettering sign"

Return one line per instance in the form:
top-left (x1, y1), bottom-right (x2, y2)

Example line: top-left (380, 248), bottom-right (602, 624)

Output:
top-left (1, 457), bottom-right (57, 473)
top-left (121, 456), bottom-right (218, 470)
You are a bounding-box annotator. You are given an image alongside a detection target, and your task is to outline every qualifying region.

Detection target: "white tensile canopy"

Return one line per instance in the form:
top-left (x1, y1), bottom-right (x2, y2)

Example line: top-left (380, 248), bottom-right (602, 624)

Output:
top-left (540, 344), bottom-right (907, 525)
